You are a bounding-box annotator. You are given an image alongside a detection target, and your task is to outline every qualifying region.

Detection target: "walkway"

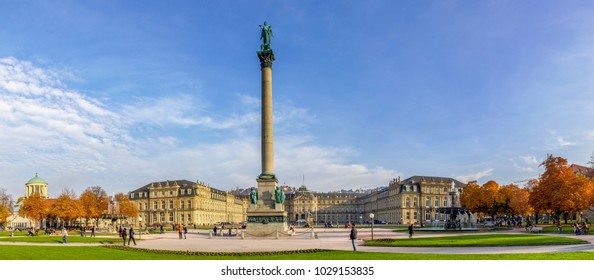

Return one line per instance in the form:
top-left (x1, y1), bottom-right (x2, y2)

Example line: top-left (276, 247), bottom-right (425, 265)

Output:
top-left (2, 227), bottom-right (594, 254)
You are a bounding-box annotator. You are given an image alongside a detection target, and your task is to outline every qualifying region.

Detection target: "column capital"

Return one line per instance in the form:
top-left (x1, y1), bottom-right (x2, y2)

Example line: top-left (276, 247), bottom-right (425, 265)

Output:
top-left (257, 50), bottom-right (275, 68)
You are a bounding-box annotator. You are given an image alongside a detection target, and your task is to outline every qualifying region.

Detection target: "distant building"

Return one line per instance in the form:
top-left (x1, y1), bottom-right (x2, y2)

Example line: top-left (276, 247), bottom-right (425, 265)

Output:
top-left (8, 173), bottom-right (54, 229)
top-left (570, 164), bottom-right (594, 178)
top-left (128, 175), bottom-right (466, 227)
top-left (128, 180), bottom-right (248, 227)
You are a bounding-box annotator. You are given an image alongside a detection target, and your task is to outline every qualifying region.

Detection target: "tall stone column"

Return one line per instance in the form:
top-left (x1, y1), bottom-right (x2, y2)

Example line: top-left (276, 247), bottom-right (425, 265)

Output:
top-left (245, 22), bottom-right (288, 237)
top-left (260, 52), bottom-right (275, 178)
top-left (256, 50), bottom-right (277, 210)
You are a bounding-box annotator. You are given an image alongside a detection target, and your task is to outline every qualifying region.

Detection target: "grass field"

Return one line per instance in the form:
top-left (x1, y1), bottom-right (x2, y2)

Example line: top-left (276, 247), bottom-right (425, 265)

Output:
top-left (0, 235), bottom-right (122, 243)
top-left (1, 245), bottom-right (594, 260)
top-left (364, 234), bottom-right (587, 247)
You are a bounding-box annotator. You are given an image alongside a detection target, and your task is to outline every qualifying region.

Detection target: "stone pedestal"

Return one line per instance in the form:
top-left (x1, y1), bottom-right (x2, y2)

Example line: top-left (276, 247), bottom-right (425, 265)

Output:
top-left (245, 178), bottom-right (288, 237)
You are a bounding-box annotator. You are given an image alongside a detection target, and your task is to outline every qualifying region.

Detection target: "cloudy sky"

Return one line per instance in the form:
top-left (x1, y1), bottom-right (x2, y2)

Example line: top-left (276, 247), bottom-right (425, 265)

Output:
top-left (1, 1), bottom-right (593, 197)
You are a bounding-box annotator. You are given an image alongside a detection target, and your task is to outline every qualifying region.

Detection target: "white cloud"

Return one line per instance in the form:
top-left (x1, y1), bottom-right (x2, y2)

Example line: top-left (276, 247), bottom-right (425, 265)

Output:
top-left (0, 57), bottom-right (398, 195)
top-left (511, 155), bottom-right (540, 173)
top-left (455, 168), bottom-right (494, 183)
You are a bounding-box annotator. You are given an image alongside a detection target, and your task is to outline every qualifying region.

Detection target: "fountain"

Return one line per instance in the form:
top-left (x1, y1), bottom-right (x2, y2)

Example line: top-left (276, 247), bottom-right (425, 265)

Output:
top-left (420, 180), bottom-right (478, 231)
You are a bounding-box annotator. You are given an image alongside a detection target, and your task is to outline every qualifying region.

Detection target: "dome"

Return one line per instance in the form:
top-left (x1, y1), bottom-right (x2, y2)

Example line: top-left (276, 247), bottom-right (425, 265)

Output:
top-left (27, 173), bottom-right (47, 184)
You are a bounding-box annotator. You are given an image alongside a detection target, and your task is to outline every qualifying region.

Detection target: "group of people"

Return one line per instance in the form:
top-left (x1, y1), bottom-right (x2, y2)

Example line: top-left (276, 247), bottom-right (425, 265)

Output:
top-left (175, 224), bottom-right (188, 239)
top-left (119, 226), bottom-right (137, 246)
top-left (573, 222), bottom-right (589, 235)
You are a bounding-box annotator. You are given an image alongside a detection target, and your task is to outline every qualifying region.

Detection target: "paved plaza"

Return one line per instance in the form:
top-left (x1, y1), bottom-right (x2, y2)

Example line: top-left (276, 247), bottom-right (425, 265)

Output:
top-left (2, 227), bottom-right (594, 255)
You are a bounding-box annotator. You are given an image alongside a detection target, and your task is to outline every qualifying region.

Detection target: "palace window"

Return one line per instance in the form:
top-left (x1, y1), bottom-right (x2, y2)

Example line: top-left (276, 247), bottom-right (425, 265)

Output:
top-left (426, 186), bottom-right (430, 193)
top-left (130, 193), bottom-right (134, 198)
top-left (413, 198), bottom-right (418, 207)
top-left (406, 212), bottom-right (410, 219)
top-left (159, 212), bottom-right (164, 222)
top-left (425, 197), bottom-right (430, 206)
top-left (138, 204), bottom-right (142, 211)
top-left (169, 200), bottom-right (173, 209)
top-left (169, 213), bottom-right (173, 223)
top-left (405, 197), bottom-right (410, 207)
top-left (188, 200), bottom-right (192, 209)
top-left (180, 214), bottom-right (184, 222)
top-left (413, 212), bottom-right (417, 219)
top-left (434, 199), bottom-right (439, 207)
top-left (181, 201), bottom-right (185, 209)
top-left (161, 201), bottom-right (165, 210)
top-left (187, 214), bottom-right (192, 221)
top-left (444, 199), bottom-right (448, 207)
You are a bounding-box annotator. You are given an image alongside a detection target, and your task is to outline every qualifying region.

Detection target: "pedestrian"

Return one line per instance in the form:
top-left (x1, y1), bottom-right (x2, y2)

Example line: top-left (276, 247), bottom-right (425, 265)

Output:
top-left (213, 225), bottom-right (218, 236)
top-left (91, 225), bottom-right (95, 237)
top-left (183, 225), bottom-right (187, 239)
top-left (178, 224), bottom-right (183, 239)
top-left (349, 223), bottom-right (358, 251)
top-left (122, 227), bottom-right (127, 246)
top-left (61, 227), bottom-right (68, 244)
top-left (160, 224), bottom-right (164, 234)
top-left (128, 227), bottom-right (136, 245)
top-left (408, 223), bottom-right (414, 238)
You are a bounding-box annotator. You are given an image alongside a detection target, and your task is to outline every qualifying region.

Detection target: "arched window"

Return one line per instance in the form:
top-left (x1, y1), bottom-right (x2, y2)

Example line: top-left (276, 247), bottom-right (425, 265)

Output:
top-left (405, 197), bottom-right (410, 207)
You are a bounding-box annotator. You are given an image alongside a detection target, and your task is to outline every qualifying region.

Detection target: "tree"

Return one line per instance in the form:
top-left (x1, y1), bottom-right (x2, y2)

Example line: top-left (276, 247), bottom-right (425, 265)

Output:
top-left (504, 184), bottom-right (532, 217)
top-left (0, 188), bottom-right (14, 226)
top-left (79, 186), bottom-right (109, 227)
top-left (19, 192), bottom-right (48, 228)
top-left (588, 152), bottom-right (594, 169)
top-left (460, 181), bottom-right (482, 214)
top-left (50, 189), bottom-right (83, 226)
top-left (115, 192), bottom-right (138, 220)
top-left (530, 155), bottom-right (594, 225)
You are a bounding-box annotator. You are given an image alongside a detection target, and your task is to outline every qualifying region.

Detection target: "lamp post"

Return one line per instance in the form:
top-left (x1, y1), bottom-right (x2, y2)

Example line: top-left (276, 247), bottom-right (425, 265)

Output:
top-left (370, 213), bottom-right (375, 240)
top-left (138, 217), bottom-right (142, 240)
top-left (359, 215), bottom-right (362, 225)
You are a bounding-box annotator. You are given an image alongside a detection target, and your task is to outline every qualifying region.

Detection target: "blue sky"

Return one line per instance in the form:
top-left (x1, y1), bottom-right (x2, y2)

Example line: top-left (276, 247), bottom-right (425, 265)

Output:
top-left (1, 1), bottom-right (593, 197)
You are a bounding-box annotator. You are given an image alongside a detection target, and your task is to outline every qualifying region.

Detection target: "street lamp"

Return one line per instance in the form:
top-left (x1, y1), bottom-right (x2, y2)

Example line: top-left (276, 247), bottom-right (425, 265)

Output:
top-left (369, 213), bottom-right (375, 240)
top-left (138, 217), bottom-right (142, 240)
top-left (359, 215), bottom-right (362, 225)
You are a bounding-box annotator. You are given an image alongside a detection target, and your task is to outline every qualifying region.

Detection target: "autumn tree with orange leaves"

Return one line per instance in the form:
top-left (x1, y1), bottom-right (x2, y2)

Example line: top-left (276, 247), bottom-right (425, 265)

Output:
top-left (115, 192), bottom-right (138, 220)
top-left (50, 189), bottom-right (83, 227)
top-left (19, 192), bottom-right (49, 228)
top-left (529, 155), bottom-right (594, 225)
top-left (79, 186), bottom-right (109, 227)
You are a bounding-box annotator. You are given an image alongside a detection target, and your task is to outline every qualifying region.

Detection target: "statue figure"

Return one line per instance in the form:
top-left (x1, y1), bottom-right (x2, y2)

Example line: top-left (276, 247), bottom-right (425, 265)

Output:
top-left (259, 21), bottom-right (273, 52)
top-left (274, 186), bottom-right (281, 204)
top-left (250, 187), bottom-right (258, 205)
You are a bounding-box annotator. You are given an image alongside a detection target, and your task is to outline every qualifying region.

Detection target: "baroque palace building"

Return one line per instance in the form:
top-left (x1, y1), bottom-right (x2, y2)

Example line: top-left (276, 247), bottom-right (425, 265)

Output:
top-left (127, 175), bottom-right (466, 227)
top-left (128, 179), bottom-right (248, 227)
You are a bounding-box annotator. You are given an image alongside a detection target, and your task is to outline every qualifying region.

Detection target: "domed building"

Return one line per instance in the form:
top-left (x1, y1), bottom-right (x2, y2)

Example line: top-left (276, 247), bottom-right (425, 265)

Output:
top-left (25, 173), bottom-right (49, 199)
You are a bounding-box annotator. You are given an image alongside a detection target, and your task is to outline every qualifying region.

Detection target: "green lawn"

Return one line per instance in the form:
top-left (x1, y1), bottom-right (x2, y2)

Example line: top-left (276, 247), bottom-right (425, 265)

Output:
top-left (0, 245), bottom-right (594, 260)
top-left (0, 235), bottom-right (121, 244)
top-left (364, 234), bottom-right (587, 247)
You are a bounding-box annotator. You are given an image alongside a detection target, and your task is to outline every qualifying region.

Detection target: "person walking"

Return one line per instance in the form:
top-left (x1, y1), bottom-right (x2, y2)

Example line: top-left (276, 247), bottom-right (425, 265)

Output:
top-left (183, 225), bottom-right (187, 239)
top-left (213, 225), bottom-right (218, 236)
top-left (128, 227), bottom-right (136, 245)
top-left (61, 227), bottom-right (68, 244)
top-left (160, 224), bottom-right (164, 234)
top-left (408, 223), bottom-right (414, 238)
top-left (177, 224), bottom-right (183, 239)
top-left (90, 225), bottom-right (95, 237)
top-left (349, 224), bottom-right (358, 251)
top-left (122, 227), bottom-right (127, 246)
